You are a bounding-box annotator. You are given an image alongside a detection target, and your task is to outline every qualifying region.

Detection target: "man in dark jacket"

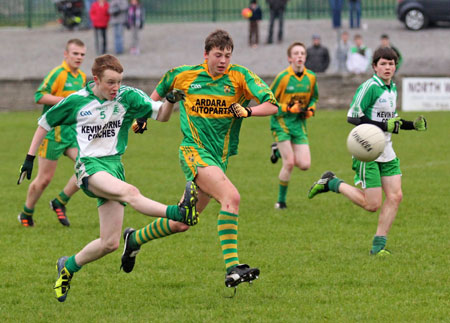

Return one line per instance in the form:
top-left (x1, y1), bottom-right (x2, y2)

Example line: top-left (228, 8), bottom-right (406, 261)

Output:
top-left (305, 34), bottom-right (330, 73)
top-left (266, 0), bottom-right (289, 44)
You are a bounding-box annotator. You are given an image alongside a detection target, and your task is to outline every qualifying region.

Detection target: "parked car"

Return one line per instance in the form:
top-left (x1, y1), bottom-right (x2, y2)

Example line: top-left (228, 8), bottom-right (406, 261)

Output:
top-left (396, 0), bottom-right (450, 30)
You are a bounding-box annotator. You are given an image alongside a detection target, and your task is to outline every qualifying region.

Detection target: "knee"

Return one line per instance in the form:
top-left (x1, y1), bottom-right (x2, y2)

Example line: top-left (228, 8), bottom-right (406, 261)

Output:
top-left (282, 160), bottom-right (295, 172)
top-left (223, 191), bottom-right (241, 210)
top-left (123, 185), bottom-right (141, 203)
top-left (387, 191), bottom-right (403, 205)
top-left (364, 200), bottom-right (382, 212)
top-left (101, 238), bottom-right (120, 254)
top-left (33, 175), bottom-right (52, 190)
top-left (297, 161), bottom-right (310, 171)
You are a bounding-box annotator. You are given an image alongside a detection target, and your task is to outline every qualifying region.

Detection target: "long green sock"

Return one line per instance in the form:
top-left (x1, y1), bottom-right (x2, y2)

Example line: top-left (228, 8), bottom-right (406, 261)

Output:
top-left (132, 218), bottom-right (173, 247)
top-left (328, 177), bottom-right (344, 193)
top-left (22, 205), bottom-right (34, 216)
top-left (371, 236), bottom-right (387, 254)
top-left (278, 180), bottom-right (288, 203)
top-left (165, 205), bottom-right (182, 222)
top-left (217, 211), bottom-right (239, 273)
top-left (55, 191), bottom-right (70, 206)
top-left (65, 255), bottom-right (82, 275)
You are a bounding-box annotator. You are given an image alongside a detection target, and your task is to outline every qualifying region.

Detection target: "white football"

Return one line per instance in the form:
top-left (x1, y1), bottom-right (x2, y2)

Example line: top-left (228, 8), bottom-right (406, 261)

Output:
top-left (346, 124), bottom-right (385, 162)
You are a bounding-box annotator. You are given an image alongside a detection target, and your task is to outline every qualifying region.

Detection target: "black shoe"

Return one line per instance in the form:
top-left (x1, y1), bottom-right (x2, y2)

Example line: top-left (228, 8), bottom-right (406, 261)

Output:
top-left (274, 201), bottom-right (287, 209)
top-left (178, 181), bottom-right (199, 226)
top-left (18, 213), bottom-right (34, 227)
top-left (270, 143), bottom-right (279, 164)
top-left (225, 264), bottom-right (260, 288)
top-left (50, 199), bottom-right (70, 227)
top-left (120, 227), bottom-right (140, 273)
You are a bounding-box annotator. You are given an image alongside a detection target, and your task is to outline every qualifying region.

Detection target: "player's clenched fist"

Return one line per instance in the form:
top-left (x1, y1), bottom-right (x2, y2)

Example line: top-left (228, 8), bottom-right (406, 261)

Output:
top-left (229, 103), bottom-right (252, 118)
top-left (17, 154), bottom-right (35, 185)
top-left (132, 118), bottom-right (148, 134)
top-left (165, 89), bottom-right (186, 103)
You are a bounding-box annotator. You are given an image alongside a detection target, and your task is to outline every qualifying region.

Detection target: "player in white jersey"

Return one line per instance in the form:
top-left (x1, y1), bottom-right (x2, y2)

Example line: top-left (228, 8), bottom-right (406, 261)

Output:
top-left (17, 55), bottom-right (198, 302)
top-left (308, 47), bottom-right (427, 256)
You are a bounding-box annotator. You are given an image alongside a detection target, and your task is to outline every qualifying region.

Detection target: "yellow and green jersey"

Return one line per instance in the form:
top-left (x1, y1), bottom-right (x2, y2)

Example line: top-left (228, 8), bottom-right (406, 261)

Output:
top-left (35, 60), bottom-right (86, 144)
top-left (155, 61), bottom-right (278, 162)
top-left (270, 66), bottom-right (318, 133)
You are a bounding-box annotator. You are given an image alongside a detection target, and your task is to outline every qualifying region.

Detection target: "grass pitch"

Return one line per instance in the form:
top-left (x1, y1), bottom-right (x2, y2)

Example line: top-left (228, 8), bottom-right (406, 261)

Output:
top-left (1, 109), bottom-right (449, 322)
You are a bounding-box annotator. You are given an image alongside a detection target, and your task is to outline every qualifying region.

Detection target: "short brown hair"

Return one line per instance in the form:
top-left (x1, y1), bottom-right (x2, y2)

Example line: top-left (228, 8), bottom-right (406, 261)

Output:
top-left (66, 38), bottom-right (85, 51)
top-left (91, 54), bottom-right (123, 78)
top-left (372, 47), bottom-right (398, 66)
top-left (287, 42), bottom-right (306, 57)
top-left (204, 29), bottom-right (234, 54)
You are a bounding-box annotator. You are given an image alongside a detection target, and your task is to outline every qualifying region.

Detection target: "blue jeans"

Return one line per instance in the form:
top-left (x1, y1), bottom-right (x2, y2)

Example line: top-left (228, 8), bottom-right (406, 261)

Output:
top-left (113, 23), bottom-right (124, 54)
top-left (349, 1), bottom-right (361, 28)
top-left (329, 0), bottom-right (343, 28)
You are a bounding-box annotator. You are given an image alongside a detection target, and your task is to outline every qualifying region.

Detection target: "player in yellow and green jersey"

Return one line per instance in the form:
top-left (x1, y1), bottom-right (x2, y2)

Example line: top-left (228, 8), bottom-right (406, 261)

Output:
top-left (18, 39), bottom-right (87, 227)
top-left (124, 29), bottom-right (279, 289)
top-left (269, 42), bottom-right (318, 209)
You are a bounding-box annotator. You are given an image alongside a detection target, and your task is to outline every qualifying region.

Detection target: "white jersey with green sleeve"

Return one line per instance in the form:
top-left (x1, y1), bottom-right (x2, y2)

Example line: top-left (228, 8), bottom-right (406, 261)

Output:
top-left (38, 81), bottom-right (161, 159)
top-left (347, 74), bottom-right (397, 162)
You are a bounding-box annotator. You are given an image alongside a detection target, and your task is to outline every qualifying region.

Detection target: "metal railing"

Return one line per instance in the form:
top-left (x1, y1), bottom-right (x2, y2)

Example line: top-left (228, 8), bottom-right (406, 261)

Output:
top-left (0, 0), bottom-right (397, 28)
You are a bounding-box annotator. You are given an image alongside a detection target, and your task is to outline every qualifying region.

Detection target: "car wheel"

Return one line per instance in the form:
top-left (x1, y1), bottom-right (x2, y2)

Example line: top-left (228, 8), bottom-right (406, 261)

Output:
top-left (404, 9), bottom-right (429, 30)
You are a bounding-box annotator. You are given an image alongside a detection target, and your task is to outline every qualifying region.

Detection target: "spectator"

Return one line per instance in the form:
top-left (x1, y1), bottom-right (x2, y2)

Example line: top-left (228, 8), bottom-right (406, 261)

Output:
top-left (346, 34), bottom-right (372, 74)
top-left (248, 0), bottom-right (262, 48)
top-left (109, 0), bottom-right (129, 55)
top-left (379, 34), bottom-right (403, 71)
top-left (127, 0), bottom-right (145, 55)
top-left (335, 30), bottom-right (351, 73)
top-left (349, 0), bottom-right (361, 29)
top-left (83, 0), bottom-right (96, 28)
top-left (90, 0), bottom-right (110, 55)
top-left (329, 0), bottom-right (343, 29)
top-left (266, 0), bottom-right (289, 44)
top-left (305, 34), bottom-right (330, 73)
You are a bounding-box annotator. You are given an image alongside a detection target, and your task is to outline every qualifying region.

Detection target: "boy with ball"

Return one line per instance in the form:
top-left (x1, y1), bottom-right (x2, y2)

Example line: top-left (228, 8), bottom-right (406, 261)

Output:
top-left (308, 47), bottom-right (427, 256)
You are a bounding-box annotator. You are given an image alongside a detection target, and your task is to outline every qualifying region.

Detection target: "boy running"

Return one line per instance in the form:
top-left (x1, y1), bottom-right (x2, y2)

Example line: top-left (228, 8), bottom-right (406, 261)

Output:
top-left (126, 29), bottom-right (279, 288)
top-left (18, 54), bottom-right (198, 302)
top-left (308, 47), bottom-right (427, 255)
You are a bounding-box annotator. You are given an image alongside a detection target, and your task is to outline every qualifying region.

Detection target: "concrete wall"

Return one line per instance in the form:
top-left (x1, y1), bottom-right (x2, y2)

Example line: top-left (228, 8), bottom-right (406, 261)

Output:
top-left (0, 74), bottom-right (404, 111)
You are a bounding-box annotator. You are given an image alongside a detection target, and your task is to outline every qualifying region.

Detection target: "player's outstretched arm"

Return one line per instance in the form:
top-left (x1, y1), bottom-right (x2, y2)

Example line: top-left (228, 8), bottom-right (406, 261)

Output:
top-left (156, 89), bottom-right (185, 122)
top-left (18, 126), bottom-right (48, 184)
top-left (347, 115), bottom-right (402, 134)
top-left (245, 101), bottom-right (278, 117)
top-left (400, 115), bottom-right (427, 131)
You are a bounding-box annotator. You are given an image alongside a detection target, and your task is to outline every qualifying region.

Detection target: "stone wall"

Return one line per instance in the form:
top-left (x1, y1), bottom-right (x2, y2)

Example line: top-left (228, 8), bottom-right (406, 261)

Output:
top-left (0, 74), bottom-right (404, 111)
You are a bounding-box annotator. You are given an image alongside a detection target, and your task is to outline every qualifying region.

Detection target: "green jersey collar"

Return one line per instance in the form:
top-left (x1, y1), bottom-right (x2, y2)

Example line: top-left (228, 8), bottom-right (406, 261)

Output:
top-left (372, 74), bottom-right (394, 88)
top-left (86, 80), bottom-right (108, 104)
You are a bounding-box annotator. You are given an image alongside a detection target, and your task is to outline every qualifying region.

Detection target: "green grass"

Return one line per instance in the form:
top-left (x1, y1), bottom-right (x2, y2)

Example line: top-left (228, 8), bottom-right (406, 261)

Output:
top-left (0, 109), bottom-right (449, 322)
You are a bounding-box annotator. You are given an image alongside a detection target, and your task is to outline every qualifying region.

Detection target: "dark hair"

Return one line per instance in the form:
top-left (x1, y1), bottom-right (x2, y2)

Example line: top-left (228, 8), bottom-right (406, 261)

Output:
top-left (372, 47), bottom-right (398, 66)
top-left (287, 42), bottom-right (306, 57)
top-left (380, 34), bottom-right (389, 39)
top-left (66, 38), bottom-right (85, 51)
top-left (92, 54), bottom-right (124, 78)
top-left (204, 29), bottom-right (234, 54)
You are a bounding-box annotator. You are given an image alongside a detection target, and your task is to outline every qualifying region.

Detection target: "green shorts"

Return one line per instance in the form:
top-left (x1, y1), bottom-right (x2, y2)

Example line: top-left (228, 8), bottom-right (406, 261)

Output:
top-left (38, 137), bottom-right (77, 161)
top-left (75, 155), bottom-right (126, 207)
top-left (179, 145), bottom-right (228, 181)
top-left (352, 157), bottom-right (402, 189)
top-left (271, 116), bottom-right (309, 145)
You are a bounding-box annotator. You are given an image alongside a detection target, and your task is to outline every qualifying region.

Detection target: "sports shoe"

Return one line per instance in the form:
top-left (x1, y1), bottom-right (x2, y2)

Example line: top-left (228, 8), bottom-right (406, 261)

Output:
top-left (18, 213), bottom-right (34, 227)
top-left (370, 249), bottom-right (392, 256)
top-left (178, 181), bottom-right (199, 226)
top-left (50, 199), bottom-right (70, 227)
top-left (308, 171), bottom-right (336, 199)
top-left (274, 202), bottom-right (287, 209)
top-left (120, 227), bottom-right (140, 273)
top-left (270, 143), bottom-right (279, 164)
top-left (225, 264), bottom-right (260, 288)
top-left (54, 256), bottom-right (72, 302)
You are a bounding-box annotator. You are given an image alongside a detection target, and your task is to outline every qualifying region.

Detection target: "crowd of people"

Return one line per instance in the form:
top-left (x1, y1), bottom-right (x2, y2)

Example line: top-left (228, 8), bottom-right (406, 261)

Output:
top-left (83, 0), bottom-right (145, 55)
